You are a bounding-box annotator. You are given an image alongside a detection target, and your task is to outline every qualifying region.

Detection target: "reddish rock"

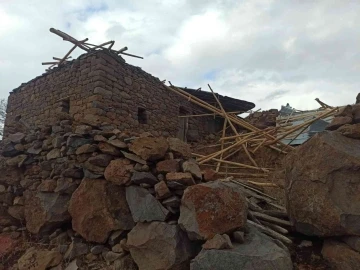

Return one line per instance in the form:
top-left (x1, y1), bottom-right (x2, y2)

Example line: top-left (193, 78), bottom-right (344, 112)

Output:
top-left (285, 131), bottom-right (360, 236)
top-left (154, 181), bottom-right (171, 199)
top-left (326, 116), bottom-right (353, 131)
top-left (156, 159), bottom-right (180, 173)
top-left (69, 179), bottom-right (134, 243)
top-left (0, 233), bottom-right (20, 259)
top-left (203, 168), bottom-right (218, 182)
top-left (129, 137), bottom-right (168, 161)
top-left (167, 138), bottom-right (191, 158)
top-left (166, 172), bottom-right (195, 187)
top-left (104, 159), bottom-right (133, 185)
top-left (98, 142), bottom-right (121, 156)
top-left (322, 239), bottom-right (360, 270)
top-left (178, 181), bottom-right (248, 240)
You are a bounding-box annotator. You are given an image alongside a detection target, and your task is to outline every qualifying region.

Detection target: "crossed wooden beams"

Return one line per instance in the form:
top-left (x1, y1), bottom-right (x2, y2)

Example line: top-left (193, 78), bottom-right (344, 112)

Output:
top-left (42, 28), bottom-right (143, 71)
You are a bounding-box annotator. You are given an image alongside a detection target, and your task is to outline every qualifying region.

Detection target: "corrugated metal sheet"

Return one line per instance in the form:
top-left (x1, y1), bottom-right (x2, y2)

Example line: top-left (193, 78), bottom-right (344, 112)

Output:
top-left (276, 108), bottom-right (334, 146)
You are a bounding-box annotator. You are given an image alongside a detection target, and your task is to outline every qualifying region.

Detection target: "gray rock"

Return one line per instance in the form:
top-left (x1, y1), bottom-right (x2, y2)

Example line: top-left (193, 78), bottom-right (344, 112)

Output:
top-left (47, 149), bottom-right (61, 160)
top-left (121, 151), bottom-right (147, 165)
top-left (114, 254), bottom-right (138, 270)
top-left (191, 225), bottom-right (292, 270)
top-left (112, 244), bottom-right (124, 253)
top-left (8, 132), bottom-right (26, 144)
top-left (64, 240), bottom-right (89, 261)
top-left (91, 245), bottom-right (106, 255)
top-left (83, 169), bottom-right (103, 179)
top-left (342, 236), bottom-right (360, 252)
top-left (203, 234), bottom-right (233, 250)
top-left (131, 172), bottom-right (158, 186)
top-left (232, 231), bottom-right (245, 244)
top-left (64, 259), bottom-right (81, 270)
top-left (108, 230), bottom-right (126, 246)
top-left (24, 191), bottom-right (71, 234)
top-left (162, 196), bottom-right (181, 208)
top-left (2, 142), bottom-right (22, 157)
top-left (126, 186), bottom-right (169, 222)
top-left (104, 251), bottom-right (124, 262)
top-left (67, 135), bottom-right (92, 148)
top-left (182, 159), bottom-right (202, 180)
top-left (127, 222), bottom-right (194, 270)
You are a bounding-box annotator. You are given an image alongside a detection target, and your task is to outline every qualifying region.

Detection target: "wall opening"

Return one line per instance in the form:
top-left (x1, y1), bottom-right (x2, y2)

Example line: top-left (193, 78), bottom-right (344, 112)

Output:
top-left (15, 115), bottom-right (21, 122)
top-left (177, 106), bottom-right (189, 142)
top-left (138, 108), bottom-right (147, 124)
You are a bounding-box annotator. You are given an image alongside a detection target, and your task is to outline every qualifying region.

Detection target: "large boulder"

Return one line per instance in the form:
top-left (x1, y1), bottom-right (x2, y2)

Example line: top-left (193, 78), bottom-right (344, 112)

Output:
top-left (285, 131), bottom-right (360, 236)
top-left (178, 181), bottom-right (247, 240)
top-left (127, 222), bottom-right (194, 270)
top-left (322, 239), bottom-right (360, 270)
top-left (126, 185), bottom-right (169, 222)
top-left (69, 179), bottom-right (134, 243)
top-left (129, 137), bottom-right (168, 161)
top-left (24, 191), bottom-right (71, 234)
top-left (191, 225), bottom-right (292, 270)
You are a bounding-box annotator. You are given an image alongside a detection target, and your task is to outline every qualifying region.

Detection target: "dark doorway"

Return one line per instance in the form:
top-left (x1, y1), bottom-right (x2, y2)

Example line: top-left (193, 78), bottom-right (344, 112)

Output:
top-left (177, 106), bottom-right (189, 142)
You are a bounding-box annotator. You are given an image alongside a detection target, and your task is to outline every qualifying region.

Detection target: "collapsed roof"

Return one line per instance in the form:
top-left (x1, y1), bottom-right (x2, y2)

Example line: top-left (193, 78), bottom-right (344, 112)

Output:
top-left (178, 87), bottom-right (255, 113)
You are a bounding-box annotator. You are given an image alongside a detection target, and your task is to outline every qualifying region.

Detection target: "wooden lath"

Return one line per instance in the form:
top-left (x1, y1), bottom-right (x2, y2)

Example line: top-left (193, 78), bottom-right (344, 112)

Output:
top-left (42, 28), bottom-right (144, 71)
top-left (164, 81), bottom-right (340, 177)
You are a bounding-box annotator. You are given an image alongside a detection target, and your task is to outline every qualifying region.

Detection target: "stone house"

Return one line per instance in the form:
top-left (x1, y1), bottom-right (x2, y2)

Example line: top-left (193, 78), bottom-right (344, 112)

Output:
top-left (4, 50), bottom-right (254, 141)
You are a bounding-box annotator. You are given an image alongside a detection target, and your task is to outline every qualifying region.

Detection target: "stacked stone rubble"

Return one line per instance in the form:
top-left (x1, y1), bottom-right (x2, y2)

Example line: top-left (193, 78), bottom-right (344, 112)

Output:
top-left (0, 118), bottom-right (292, 269)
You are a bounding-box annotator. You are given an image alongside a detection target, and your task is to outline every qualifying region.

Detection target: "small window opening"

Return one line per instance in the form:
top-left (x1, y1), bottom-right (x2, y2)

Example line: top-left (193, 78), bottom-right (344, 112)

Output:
top-left (60, 99), bottom-right (70, 114)
top-left (138, 108), bottom-right (147, 124)
top-left (15, 115), bottom-right (21, 122)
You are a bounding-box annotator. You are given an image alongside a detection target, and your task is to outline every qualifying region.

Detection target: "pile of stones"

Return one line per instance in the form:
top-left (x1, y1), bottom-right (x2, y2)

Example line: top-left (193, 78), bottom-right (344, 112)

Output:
top-left (0, 119), bottom-right (292, 270)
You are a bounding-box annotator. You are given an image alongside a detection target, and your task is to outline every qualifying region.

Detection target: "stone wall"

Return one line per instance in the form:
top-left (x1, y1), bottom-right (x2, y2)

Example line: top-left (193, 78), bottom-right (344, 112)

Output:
top-left (4, 50), bottom-right (221, 141)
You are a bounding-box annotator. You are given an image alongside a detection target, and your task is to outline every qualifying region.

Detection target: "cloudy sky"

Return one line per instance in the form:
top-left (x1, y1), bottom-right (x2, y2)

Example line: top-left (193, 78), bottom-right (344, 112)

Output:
top-left (1, 0), bottom-right (360, 111)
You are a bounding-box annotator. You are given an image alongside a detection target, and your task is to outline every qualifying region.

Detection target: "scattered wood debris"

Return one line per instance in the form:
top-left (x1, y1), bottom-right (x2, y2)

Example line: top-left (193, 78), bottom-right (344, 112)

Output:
top-left (42, 28), bottom-right (143, 71)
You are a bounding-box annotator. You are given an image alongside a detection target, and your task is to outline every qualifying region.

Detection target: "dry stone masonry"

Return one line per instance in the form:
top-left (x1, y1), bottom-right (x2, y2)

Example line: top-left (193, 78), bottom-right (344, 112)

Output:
top-left (0, 117), bottom-right (292, 269)
top-left (4, 50), bottom-right (224, 142)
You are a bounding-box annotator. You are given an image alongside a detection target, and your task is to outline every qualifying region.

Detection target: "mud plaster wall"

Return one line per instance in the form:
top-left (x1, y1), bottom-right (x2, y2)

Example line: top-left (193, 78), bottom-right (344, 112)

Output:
top-left (4, 51), bottom-right (222, 140)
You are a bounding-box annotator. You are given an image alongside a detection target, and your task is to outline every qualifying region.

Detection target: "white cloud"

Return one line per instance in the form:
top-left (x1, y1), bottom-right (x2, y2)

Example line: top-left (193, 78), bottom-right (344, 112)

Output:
top-left (0, 0), bottom-right (360, 111)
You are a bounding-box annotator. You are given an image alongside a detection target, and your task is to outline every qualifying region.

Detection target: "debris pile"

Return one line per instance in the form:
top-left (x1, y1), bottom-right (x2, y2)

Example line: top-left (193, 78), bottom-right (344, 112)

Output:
top-left (0, 118), bottom-right (293, 270)
top-left (246, 109), bottom-right (279, 129)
